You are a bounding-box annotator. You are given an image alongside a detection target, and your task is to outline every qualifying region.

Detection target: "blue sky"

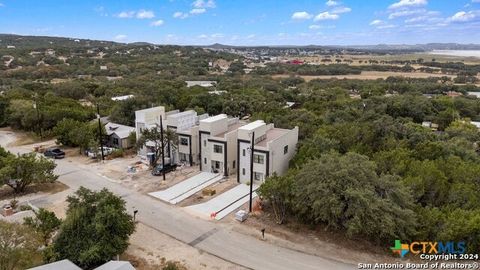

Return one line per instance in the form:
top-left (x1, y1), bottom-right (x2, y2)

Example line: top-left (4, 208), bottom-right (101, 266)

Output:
top-left (0, 0), bottom-right (479, 45)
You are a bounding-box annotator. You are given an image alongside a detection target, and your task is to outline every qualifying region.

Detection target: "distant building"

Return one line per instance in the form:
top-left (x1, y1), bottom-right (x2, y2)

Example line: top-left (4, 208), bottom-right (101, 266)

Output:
top-left (445, 91), bottom-right (462, 98)
top-left (467, 92), bottom-right (480, 98)
top-left (185, 80), bottom-right (217, 88)
top-left (100, 65), bottom-right (108, 70)
top-left (135, 106), bottom-right (166, 156)
top-left (105, 122), bottom-right (135, 149)
top-left (6, 45), bottom-right (15, 49)
top-left (237, 120), bottom-right (298, 184)
top-left (111, 94), bottom-right (134, 101)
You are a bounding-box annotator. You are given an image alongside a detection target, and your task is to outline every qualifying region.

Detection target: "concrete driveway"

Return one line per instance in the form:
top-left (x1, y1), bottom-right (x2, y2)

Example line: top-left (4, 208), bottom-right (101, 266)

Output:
top-left (149, 172), bottom-right (223, 204)
top-left (186, 184), bottom-right (258, 220)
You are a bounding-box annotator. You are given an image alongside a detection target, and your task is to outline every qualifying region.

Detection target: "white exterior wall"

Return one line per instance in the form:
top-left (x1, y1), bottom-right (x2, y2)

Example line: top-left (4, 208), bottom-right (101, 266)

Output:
top-left (199, 132), bottom-right (211, 172)
top-left (268, 127), bottom-right (299, 177)
top-left (167, 110), bottom-right (197, 130)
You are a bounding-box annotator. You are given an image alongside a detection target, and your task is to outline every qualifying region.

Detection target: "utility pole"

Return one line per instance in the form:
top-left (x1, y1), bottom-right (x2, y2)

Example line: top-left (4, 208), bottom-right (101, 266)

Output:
top-left (96, 103), bottom-right (105, 161)
top-left (249, 131), bottom-right (255, 213)
top-left (33, 96), bottom-right (43, 139)
top-left (160, 115), bottom-right (166, 181)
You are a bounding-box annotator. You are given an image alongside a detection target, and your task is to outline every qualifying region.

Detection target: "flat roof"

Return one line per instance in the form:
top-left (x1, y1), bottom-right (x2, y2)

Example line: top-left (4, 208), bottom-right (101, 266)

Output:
top-left (168, 110), bottom-right (196, 118)
top-left (239, 120), bottom-right (265, 131)
top-left (136, 106), bottom-right (164, 114)
top-left (256, 128), bottom-right (289, 147)
top-left (28, 260), bottom-right (82, 270)
top-left (201, 114), bottom-right (227, 123)
top-left (212, 122), bottom-right (246, 139)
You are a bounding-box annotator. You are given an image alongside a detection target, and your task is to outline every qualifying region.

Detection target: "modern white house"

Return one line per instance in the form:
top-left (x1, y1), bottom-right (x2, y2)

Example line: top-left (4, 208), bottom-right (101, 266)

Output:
top-left (135, 106), bottom-right (166, 157)
top-left (198, 114), bottom-right (247, 177)
top-left (237, 120), bottom-right (298, 184)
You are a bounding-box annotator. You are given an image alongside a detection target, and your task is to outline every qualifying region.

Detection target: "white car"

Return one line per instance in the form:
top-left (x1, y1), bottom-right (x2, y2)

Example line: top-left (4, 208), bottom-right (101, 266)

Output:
top-left (87, 147), bottom-right (115, 158)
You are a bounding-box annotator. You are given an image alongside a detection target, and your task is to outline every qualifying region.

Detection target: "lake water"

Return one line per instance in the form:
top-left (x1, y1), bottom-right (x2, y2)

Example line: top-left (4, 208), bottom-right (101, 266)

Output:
top-left (428, 50), bottom-right (480, 58)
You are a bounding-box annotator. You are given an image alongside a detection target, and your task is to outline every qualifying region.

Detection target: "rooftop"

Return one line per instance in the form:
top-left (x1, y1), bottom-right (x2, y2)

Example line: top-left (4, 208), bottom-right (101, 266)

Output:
top-left (28, 260), bottom-right (81, 270)
top-left (105, 122), bottom-right (135, 138)
top-left (239, 120), bottom-right (265, 131)
top-left (201, 114), bottom-right (227, 123)
top-left (256, 128), bottom-right (290, 147)
top-left (212, 121), bottom-right (246, 138)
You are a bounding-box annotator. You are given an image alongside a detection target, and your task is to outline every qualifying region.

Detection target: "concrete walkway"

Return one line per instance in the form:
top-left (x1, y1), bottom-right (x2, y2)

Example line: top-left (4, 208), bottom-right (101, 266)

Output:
top-left (186, 184), bottom-right (258, 220)
top-left (149, 172), bottom-right (223, 204)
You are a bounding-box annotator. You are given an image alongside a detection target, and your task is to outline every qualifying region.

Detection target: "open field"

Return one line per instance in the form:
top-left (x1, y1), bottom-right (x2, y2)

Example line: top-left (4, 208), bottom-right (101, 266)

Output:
top-left (272, 71), bottom-right (458, 81)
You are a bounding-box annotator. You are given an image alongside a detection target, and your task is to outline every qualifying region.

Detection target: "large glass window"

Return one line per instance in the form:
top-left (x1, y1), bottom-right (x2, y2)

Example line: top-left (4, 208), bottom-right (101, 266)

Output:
top-left (180, 137), bottom-right (189, 146)
top-left (213, 144), bottom-right (223, 153)
top-left (284, 145), bottom-right (288, 155)
top-left (254, 172), bottom-right (263, 181)
top-left (253, 154), bottom-right (264, 164)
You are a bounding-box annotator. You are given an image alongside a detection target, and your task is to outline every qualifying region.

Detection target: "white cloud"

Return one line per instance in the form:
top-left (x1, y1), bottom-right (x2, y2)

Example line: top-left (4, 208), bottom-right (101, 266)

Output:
top-left (198, 34), bottom-right (208, 39)
top-left (291, 11), bottom-right (313, 20)
top-left (136, 10), bottom-right (155, 19)
top-left (448, 11), bottom-right (476, 22)
top-left (388, 8), bottom-right (424, 19)
top-left (193, 0), bottom-right (216, 8)
top-left (389, 0), bottom-right (427, 9)
top-left (473, 0), bottom-right (480, 2)
top-left (114, 34), bottom-right (127, 41)
top-left (309, 24), bottom-right (321, 29)
top-left (246, 34), bottom-right (256, 39)
top-left (326, 0), bottom-right (338, 6)
top-left (0, 3), bottom-right (4, 7)
top-left (331, 7), bottom-right (351, 14)
top-left (377, 24), bottom-right (396, 29)
top-left (314, 12), bottom-right (339, 21)
top-left (210, 33), bottom-right (224, 38)
top-left (173, 11), bottom-right (188, 19)
top-left (190, 8), bottom-right (206, 14)
top-left (150, 20), bottom-right (164, 26)
top-left (117, 11), bottom-right (135, 18)
top-left (116, 10), bottom-right (155, 19)
top-left (369, 19), bottom-right (383, 25)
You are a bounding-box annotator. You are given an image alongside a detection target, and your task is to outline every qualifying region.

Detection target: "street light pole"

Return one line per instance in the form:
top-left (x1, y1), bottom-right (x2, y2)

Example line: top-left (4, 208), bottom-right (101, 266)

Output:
top-left (96, 103), bottom-right (105, 161)
top-left (249, 131), bottom-right (255, 213)
top-left (160, 115), bottom-right (166, 181)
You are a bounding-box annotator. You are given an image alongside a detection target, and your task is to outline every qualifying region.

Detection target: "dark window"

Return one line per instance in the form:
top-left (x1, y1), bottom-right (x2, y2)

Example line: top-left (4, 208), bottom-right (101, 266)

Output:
top-left (242, 149), bottom-right (246, 156)
top-left (204, 140), bottom-right (207, 147)
top-left (242, 168), bottom-right (245, 175)
top-left (180, 137), bottom-right (189, 146)
top-left (284, 145), bottom-right (288, 155)
top-left (215, 162), bottom-right (220, 169)
top-left (233, 161), bottom-right (236, 169)
top-left (113, 138), bottom-right (119, 146)
top-left (213, 144), bottom-right (223, 154)
top-left (253, 154), bottom-right (264, 164)
top-left (254, 172), bottom-right (263, 181)
top-left (204, 158), bottom-right (207, 164)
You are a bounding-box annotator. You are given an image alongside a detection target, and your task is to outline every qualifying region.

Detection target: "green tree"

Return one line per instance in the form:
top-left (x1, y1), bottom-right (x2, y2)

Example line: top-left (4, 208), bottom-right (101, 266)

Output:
top-left (24, 208), bottom-right (62, 246)
top-left (0, 220), bottom-right (42, 270)
top-left (257, 173), bottom-right (293, 224)
top-left (0, 153), bottom-right (58, 193)
top-left (293, 152), bottom-right (417, 242)
top-left (53, 187), bottom-right (136, 269)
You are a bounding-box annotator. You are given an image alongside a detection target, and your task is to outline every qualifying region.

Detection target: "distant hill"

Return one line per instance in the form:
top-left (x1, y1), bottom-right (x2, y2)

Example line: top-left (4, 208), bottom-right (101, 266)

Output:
top-left (0, 34), bottom-right (121, 50)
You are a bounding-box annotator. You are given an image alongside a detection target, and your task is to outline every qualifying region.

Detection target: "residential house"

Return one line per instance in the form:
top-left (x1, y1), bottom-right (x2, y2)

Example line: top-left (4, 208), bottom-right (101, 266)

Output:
top-left (237, 120), bottom-right (298, 184)
top-left (199, 114), bottom-right (247, 176)
top-left (111, 94), bottom-right (134, 101)
top-left (185, 80), bottom-right (217, 88)
top-left (135, 106), bottom-right (166, 156)
top-left (165, 110), bottom-right (203, 165)
top-left (104, 122), bottom-right (135, 149)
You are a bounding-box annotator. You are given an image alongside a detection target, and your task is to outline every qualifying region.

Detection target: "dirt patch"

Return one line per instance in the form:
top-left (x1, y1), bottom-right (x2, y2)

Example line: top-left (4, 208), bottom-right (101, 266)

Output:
top-left (0, 181), bottom-right (69, 201)
top-left (178, 176), bottom-right (238, 207)
top-left (126, 223), bottom-right (245, 270)
top-left (273, 71), bottom-right (456, 81)
top-left (221, 202), bottom-right (401, 266)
